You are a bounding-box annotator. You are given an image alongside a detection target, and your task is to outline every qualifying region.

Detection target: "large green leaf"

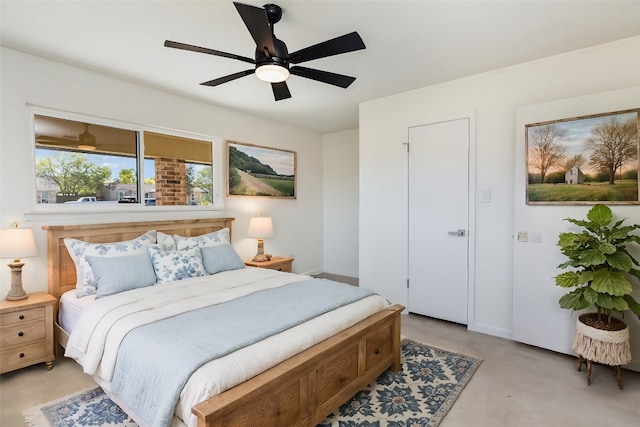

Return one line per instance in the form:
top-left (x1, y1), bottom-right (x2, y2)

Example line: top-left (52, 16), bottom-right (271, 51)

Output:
top-left (579, 249), bottom-right (606, 267)
top-left (559, 288), bottom-right (590, 311)
top-left (555, 271), bottom-right (583, 288)
top-left (609, 225), bottom-right (636, 241)
top-left (557, 233), bottom-right (582, 249)
top-left (590, 269), bottom-right (633, 296)
top-left (623, 295), bottom-right (640, 319)
top-left (595, 293), bottom-right (629, 311)
top-left (606, 251), bottom-right (632, 271)
top-left (586, 204), bottom-right (612, 227)
top-left (583, 286), bottom-right (599, 304)
top-left (598, 242), bottom-right (616, 255)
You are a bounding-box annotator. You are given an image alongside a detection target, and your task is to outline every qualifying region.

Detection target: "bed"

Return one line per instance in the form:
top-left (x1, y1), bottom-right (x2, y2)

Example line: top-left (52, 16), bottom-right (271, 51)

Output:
top-left (44, 218), bottom-right (403, 427)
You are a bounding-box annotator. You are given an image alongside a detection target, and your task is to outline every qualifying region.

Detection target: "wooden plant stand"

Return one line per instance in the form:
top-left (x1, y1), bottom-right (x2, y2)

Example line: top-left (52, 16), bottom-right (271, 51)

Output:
top-left (577, 355), bottom-right (624, 390)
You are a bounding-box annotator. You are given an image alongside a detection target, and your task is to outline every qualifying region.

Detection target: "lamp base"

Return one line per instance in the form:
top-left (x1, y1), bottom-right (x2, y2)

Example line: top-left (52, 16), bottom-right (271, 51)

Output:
top-left (252, 238), bottom-right (272, 262)
top-left (252, 253), bottom-right (272, 262)
top-left (6, 261), bottom-right (28, 301)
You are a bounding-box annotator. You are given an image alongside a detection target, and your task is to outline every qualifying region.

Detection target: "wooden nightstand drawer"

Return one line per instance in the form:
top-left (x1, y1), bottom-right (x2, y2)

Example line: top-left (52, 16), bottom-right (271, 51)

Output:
top-left (0, 306), bottom-right (45, 326)
top-left (1, 320), bottom-right (47, 348)
top-left (0, 341), bottom-right (48, 373)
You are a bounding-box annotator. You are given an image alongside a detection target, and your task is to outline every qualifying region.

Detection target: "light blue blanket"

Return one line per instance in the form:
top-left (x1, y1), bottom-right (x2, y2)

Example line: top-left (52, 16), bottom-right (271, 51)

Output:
top-left (110, 278), bottom-right (374, 427)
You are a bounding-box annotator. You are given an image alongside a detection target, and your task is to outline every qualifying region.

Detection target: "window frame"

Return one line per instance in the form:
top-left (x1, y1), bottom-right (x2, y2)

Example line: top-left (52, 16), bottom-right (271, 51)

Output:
top-left (28, 106), bottom-right (224, 213)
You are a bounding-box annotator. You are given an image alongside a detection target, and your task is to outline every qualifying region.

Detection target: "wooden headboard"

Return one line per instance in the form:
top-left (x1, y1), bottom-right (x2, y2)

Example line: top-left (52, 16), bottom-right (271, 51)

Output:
top-left (43, 218), bottom-right (234, 307)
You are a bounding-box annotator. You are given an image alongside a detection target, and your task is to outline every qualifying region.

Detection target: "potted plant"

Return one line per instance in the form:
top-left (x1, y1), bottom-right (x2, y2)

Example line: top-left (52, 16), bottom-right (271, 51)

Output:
top-left (555, 204), bottom-right (640, 388)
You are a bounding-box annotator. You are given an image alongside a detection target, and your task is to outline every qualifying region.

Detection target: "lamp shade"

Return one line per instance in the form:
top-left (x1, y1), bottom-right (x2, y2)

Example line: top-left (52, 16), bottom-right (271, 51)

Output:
top-left (0, 227), bottom-right (38, 260)
top-left (247, 217), bottom-right (274, 239)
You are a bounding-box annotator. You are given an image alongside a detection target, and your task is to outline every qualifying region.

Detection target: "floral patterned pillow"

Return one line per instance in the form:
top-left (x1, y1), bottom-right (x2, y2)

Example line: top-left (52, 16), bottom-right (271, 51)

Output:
top-left (148, 246), bottom-right (208, 284)
top-left (157, 231), bottom-right (177, 251)
top-left (64, 231), bottom-right (157, 293)
top-left (174, 228), bottom-right (230, 251)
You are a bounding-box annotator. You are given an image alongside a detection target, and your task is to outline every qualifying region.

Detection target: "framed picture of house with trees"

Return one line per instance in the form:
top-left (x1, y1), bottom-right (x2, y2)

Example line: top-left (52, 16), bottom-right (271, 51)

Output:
top-left (227, 141), bottom-right (296, 198)
top-left (525, 108), bottom-right (639, 205)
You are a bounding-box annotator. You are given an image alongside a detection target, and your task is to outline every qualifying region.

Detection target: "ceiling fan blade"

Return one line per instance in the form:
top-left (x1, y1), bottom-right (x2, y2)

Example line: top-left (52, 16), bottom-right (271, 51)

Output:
top-left (288, 32), bottom-right (365, 64)
top-left (200, 69), bottom-right (255, 87)
top-left (164, 40), bottom-right (255, 64)
top-left (271, 82), bottom-right (291, 101)
top-left (290, 66), bottom-right (356, 88)
top-left (233, 2), bottom-right (276, 56)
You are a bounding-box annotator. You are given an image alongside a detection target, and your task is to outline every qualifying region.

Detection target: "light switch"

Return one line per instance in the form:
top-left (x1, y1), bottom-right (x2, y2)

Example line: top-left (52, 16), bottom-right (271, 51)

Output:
top-left (517, 231), bottom-right (528, 242)
top-left (480, 189), bottom-right (491, 203)
top-left (531, 232), bottom-right (542, 243)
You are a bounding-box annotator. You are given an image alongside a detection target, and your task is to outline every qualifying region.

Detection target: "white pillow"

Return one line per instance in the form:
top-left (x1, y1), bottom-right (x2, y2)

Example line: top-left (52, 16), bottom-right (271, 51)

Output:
top-left (148, 246), bottom-right (208, 284)
top-left (157, 231), bottom-right (177, 251)
top-left (174, 228), bottom-right (230, 251)
top-left (64, 230), bottom-right (157, 292)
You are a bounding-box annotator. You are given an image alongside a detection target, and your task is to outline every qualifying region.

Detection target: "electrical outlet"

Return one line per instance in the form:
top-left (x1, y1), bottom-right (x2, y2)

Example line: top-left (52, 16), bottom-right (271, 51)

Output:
top-left (517, 231), bottom-right (528, 242)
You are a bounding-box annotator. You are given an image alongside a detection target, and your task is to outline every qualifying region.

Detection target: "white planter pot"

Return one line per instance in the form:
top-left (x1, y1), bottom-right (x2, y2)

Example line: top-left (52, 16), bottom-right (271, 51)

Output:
top-left (572, 313), bottom-right (631, 366)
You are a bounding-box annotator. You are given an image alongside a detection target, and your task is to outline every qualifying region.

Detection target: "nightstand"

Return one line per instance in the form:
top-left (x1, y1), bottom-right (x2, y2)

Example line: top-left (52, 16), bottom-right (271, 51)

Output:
top-left (0, 292), bottom-right (56, 374)
top-left (245, 256), bottom-right (294, 272)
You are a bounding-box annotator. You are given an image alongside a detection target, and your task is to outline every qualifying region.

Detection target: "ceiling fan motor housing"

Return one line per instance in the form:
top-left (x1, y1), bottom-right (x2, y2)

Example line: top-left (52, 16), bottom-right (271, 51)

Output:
top-left (263, 4), bottom-right (282, 24)
top-left (256, 37), bottom-right (288, 69)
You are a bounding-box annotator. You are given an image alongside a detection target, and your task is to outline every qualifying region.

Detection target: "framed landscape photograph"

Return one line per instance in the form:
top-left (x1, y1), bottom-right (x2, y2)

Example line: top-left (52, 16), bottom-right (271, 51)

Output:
top-left (525, 108), bottom-right (639, 205)
top-left (227, 141), bottom-right (296, 198)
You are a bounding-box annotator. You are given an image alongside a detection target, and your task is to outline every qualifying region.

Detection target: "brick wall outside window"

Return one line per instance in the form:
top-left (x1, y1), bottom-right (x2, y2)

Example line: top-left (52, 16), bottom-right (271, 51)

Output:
top-left (155, 157), bottom-right (186, 205)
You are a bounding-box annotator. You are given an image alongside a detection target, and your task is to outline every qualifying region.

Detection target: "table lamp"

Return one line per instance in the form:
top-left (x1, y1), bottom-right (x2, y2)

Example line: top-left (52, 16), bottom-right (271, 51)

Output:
top-left (0, 223), bottom-right (38, 300)
top-left (247, 215), bottom-right (274, 262)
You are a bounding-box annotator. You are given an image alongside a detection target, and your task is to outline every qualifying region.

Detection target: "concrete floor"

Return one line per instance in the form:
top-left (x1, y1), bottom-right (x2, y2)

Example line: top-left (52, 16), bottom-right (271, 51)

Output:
top-left (1, 313), bottom-right (639, 426)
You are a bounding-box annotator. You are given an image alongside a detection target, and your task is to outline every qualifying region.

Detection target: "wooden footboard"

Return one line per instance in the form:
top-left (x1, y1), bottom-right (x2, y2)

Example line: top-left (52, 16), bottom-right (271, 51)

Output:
top-left (192, 303), bottom-right (403, 427)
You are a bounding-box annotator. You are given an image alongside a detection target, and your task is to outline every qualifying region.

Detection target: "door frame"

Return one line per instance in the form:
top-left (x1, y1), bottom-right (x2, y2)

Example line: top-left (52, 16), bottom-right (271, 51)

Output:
top-left (404, 111), bottom-right (477, 330)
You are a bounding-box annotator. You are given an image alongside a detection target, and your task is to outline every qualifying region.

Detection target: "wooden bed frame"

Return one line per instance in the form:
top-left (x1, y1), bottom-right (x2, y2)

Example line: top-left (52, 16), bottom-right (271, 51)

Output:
top-left (44, 218), bottom-right (403, 427)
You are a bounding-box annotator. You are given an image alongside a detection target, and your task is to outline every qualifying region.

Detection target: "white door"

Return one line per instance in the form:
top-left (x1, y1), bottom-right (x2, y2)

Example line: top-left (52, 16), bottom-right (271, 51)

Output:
top-left (408, 117), bottom-right (470, 324)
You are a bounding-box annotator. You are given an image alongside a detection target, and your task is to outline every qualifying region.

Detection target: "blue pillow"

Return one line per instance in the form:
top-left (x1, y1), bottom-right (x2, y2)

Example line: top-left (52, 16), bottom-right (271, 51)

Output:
top-left (86, 252), bottom-right (156, 298)
top-left (200, 244), bottom-right (245, 275)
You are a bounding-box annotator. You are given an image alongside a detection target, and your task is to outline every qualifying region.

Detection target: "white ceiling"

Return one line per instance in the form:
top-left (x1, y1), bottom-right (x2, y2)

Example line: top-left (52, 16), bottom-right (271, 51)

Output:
top-left (2, 1), bottom-right (639, 134)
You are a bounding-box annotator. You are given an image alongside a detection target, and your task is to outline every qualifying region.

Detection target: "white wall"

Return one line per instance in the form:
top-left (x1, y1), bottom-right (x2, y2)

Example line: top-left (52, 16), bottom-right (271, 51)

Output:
top-left (323, 129), bottom-right (359, 277)
top-left (513, 87), bottom-right (640, 371)
top-left (0, 47), bottom-right (324, 297)
top-left (359, 36), bottom-right (640, 352)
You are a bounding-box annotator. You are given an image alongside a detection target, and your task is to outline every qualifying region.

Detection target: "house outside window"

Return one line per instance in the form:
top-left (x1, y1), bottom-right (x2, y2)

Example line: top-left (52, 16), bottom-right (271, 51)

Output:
top-left (32, 112), bottom-right (218, 209)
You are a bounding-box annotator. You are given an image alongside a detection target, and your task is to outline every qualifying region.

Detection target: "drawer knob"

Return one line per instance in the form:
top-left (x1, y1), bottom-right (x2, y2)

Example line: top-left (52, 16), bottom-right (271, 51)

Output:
top-left (18, 331), bottom-right (24, 337)
top-left (374, 348), bottom-right (380, 355)
top-left (19, 315), bottom-right (25, 320)
top-left (19, 353), bottom-right (25, 358)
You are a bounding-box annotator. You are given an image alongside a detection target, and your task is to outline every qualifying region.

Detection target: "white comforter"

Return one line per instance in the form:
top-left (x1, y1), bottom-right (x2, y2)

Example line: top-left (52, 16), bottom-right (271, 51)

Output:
top-left (65, 268), bottom-right (388, 427)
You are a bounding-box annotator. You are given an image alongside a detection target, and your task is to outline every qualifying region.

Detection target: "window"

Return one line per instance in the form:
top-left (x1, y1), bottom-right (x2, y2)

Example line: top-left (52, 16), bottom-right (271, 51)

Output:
top-left (143, 132), bottom-right (213, 206)
top-left (33, 112), bottom-right (217, 209)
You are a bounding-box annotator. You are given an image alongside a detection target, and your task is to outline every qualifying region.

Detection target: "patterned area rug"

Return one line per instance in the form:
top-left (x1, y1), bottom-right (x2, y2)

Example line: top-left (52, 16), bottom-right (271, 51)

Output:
top-left (24, 339), bottom-right (481, 427)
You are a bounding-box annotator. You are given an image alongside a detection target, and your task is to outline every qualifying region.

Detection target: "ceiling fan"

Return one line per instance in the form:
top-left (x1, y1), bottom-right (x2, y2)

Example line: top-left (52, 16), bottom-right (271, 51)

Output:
top-left (35, 123), bottom-right (97, 151)
top-left (164, 2), bottom-right (366, 101)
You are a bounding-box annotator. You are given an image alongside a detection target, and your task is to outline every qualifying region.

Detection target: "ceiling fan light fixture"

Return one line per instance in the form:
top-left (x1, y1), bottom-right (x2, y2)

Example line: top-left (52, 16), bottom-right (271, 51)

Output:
top-left (77, 124), bottom-right (97, 150)
top-left (255, 64), bottom-right (289, 83)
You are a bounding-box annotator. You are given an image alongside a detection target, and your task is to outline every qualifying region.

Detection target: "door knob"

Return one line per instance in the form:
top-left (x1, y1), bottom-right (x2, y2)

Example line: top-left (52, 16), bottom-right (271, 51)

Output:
top-left (447, 229), bottom-right (466, 237)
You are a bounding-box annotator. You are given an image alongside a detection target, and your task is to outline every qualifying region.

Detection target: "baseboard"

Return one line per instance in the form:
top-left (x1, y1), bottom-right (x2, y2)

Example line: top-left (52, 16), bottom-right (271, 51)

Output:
top-left (300, 269), bottom-right (323, 276)
top-left (471, 322), bottom-right (513, 340)
top-left (624, 359), bottom-right (640, 372)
